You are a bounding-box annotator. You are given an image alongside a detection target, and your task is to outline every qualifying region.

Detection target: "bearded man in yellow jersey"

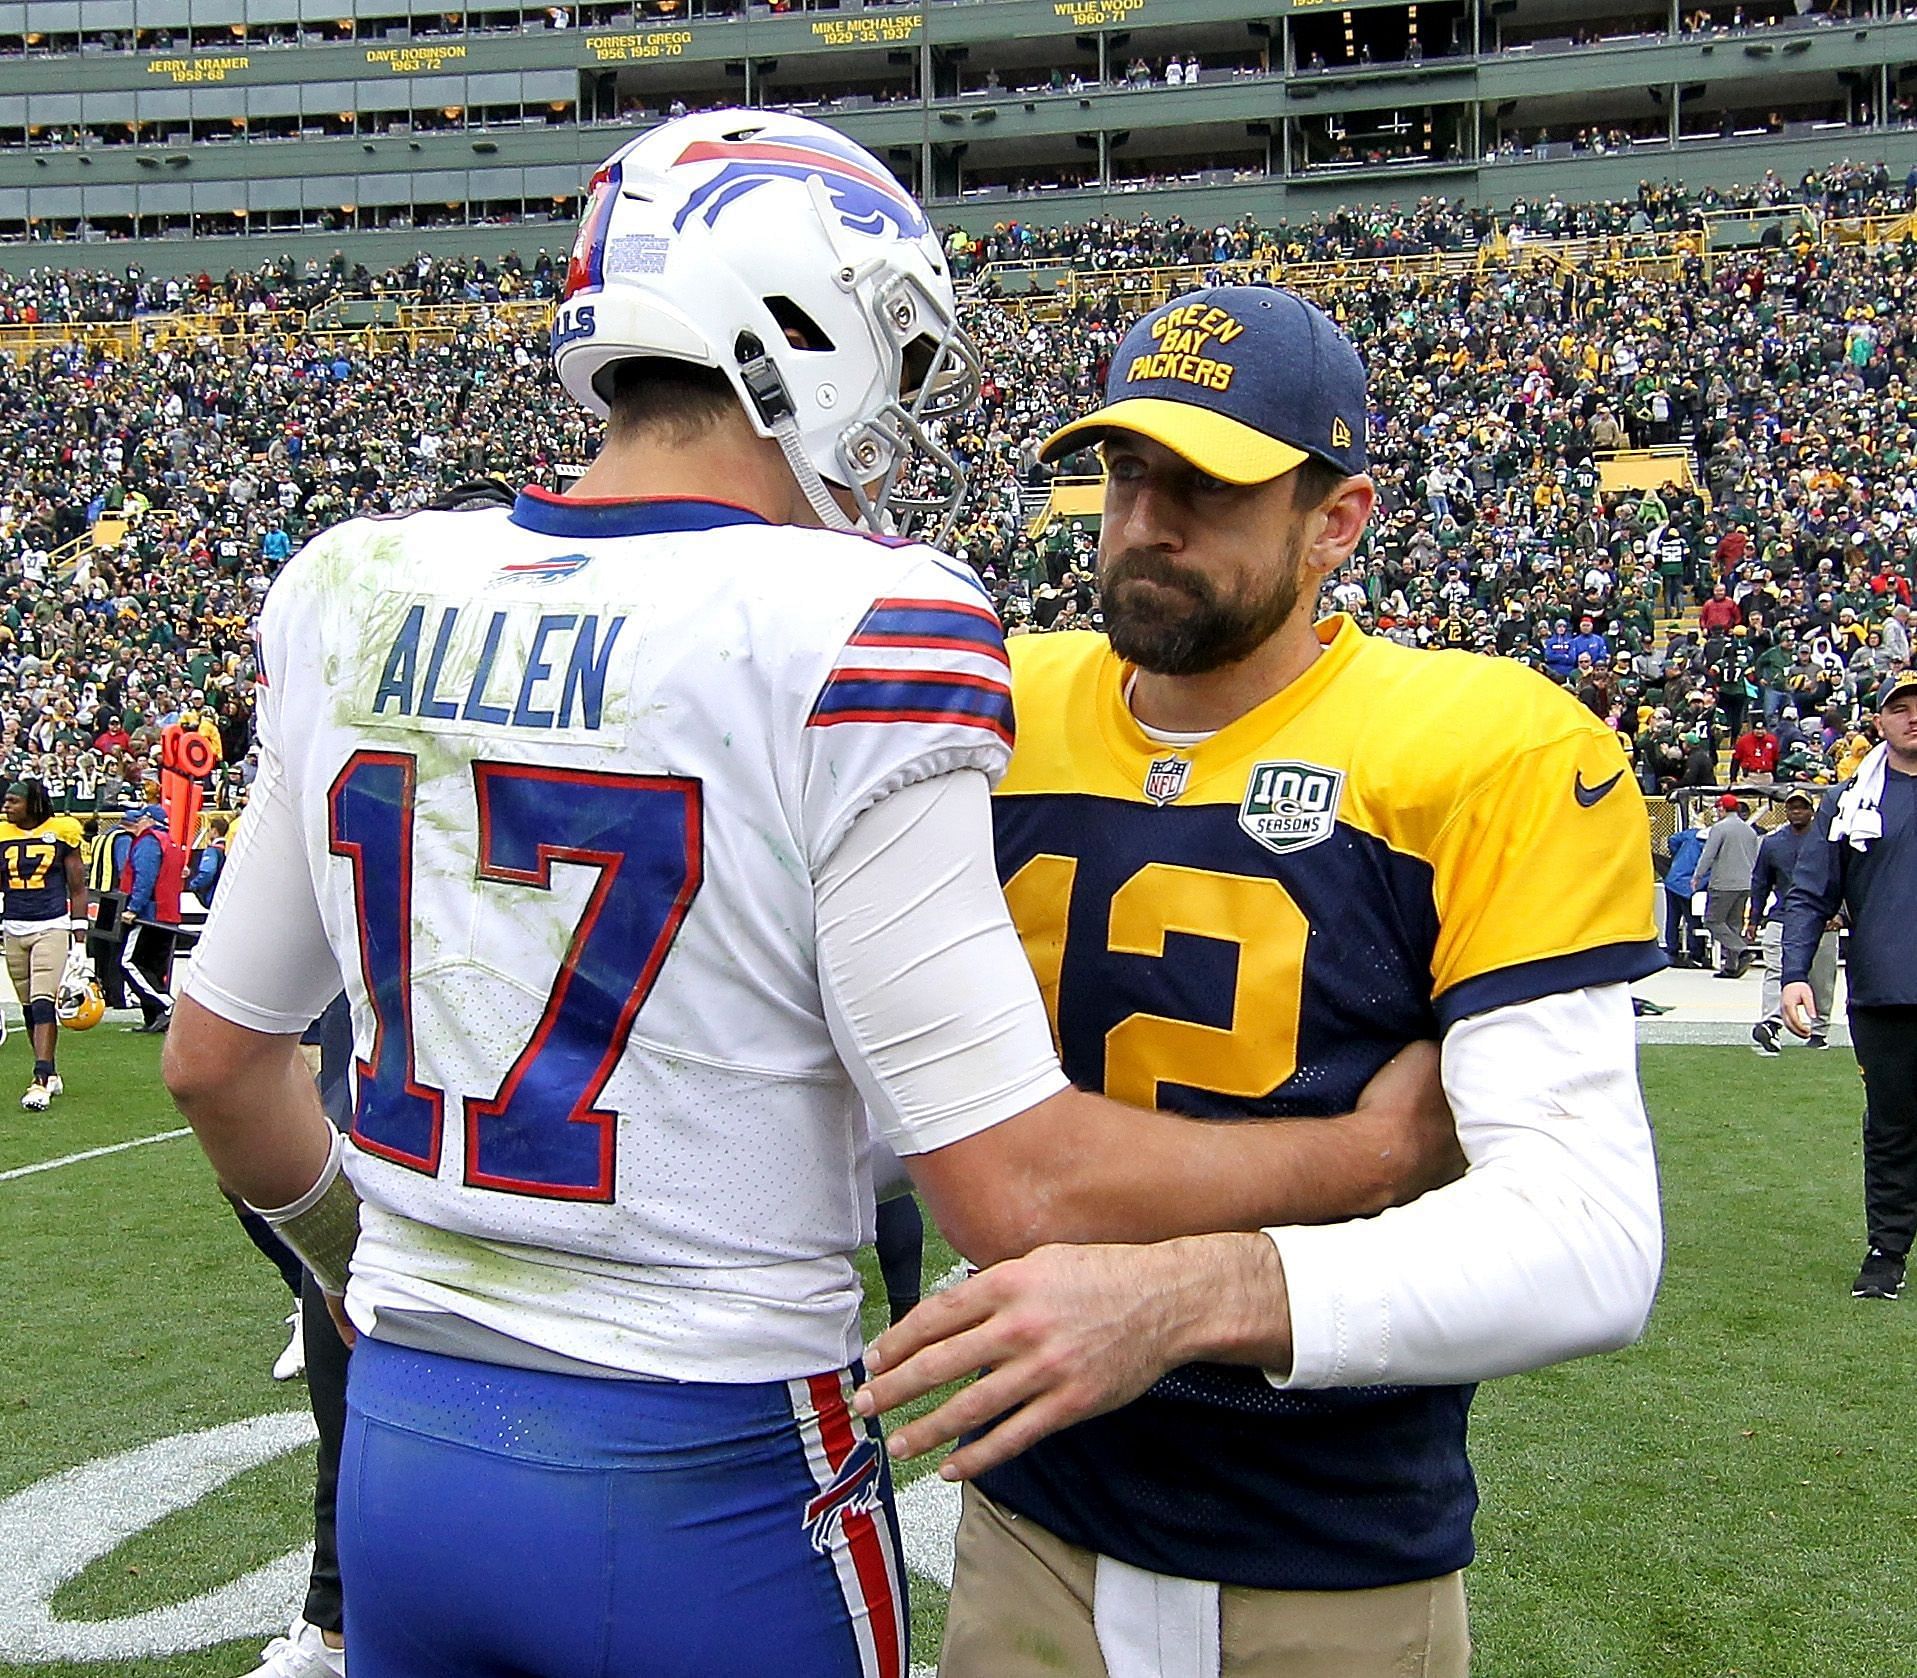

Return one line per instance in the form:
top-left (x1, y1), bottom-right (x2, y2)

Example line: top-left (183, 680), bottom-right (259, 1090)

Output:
top-left (858, 287), bottom-right (1667, 1678)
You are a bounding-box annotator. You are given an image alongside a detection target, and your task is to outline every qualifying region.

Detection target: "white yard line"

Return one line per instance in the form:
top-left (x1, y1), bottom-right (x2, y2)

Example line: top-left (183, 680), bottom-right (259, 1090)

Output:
top-left (0, 1127), bottom-right (192, 1184)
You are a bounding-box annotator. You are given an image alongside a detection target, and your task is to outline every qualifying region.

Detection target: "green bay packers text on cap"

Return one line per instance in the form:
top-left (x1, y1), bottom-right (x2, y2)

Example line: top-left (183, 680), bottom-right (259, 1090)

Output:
top-left (1126, 304), bottom-right (1246, 394)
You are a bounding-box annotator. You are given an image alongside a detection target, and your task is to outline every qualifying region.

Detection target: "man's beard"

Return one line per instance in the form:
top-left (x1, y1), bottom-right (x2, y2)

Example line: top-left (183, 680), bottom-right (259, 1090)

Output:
top-left (1100, 534), bottom-right (1305, 677)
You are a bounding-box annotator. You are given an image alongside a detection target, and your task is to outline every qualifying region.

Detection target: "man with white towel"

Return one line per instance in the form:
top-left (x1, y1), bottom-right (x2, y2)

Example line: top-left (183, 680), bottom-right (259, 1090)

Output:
top-left (1784, 668), bottom-right (1917, 1299)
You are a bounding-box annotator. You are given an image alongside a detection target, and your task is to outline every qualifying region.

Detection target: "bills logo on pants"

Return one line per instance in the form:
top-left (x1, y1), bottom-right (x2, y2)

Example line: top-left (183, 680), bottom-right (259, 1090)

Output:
top-left (791, 1371), bottom-right (908, 1678)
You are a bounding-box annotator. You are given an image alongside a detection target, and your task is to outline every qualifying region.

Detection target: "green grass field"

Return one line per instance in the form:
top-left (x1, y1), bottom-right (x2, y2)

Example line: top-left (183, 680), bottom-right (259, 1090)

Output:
top-left (0, 1036), bottom-right (1905, 1677)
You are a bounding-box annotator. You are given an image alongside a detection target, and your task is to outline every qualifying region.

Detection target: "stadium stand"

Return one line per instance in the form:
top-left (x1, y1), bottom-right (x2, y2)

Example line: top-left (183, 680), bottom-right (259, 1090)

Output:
top-left (0, 193), bottom-right (1908, 857)
top-left (0, 0), bottom-right (1916, 264)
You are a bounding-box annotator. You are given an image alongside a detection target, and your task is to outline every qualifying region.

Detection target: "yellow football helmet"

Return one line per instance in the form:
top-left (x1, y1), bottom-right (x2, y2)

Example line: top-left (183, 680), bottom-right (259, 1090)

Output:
top-left (57, 955), bottom-right (105, 1031)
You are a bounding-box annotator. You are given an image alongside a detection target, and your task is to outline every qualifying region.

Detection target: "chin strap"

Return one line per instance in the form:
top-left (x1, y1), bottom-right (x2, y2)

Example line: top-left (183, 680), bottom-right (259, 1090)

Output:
top-left (772, 414), bottom-right (859, 532)
top-left (736, 328), bottom-right (861, 534)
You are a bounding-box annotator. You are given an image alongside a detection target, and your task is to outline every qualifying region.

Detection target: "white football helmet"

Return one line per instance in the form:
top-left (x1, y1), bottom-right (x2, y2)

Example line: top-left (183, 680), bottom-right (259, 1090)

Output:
top-left (552, 109), bottom-right (979, 542)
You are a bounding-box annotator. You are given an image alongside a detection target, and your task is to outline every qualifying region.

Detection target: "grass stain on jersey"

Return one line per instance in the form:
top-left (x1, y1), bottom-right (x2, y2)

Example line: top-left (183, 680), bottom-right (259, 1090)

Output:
top-left (386, 1216), bottom-right (580, 1301)
top-left (752, 824), bottom-right (805, 886)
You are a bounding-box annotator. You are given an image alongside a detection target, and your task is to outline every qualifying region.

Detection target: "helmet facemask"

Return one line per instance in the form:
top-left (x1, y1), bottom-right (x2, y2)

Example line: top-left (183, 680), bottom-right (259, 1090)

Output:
top-left (828, 269), bottom-right (981, 546)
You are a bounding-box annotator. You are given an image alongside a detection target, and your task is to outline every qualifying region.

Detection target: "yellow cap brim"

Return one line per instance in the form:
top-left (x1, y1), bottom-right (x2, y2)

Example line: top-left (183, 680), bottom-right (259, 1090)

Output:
top-left (1038, 398), bottom-right (1310, 486)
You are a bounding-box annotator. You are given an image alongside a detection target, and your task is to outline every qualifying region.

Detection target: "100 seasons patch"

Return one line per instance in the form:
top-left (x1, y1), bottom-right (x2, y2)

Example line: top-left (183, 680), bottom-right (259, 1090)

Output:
top-left (1238, 761), bottom-right (1343, 855)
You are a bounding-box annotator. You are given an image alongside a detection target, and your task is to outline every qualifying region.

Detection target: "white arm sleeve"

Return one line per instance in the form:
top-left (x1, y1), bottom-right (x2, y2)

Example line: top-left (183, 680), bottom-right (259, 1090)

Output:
top-left (1268, 983), bottom-right (1663, 1389)
top-left (180, 743), bottom-right (342, 1035)
top-left (816, 768), bottom-right (1069, 1156)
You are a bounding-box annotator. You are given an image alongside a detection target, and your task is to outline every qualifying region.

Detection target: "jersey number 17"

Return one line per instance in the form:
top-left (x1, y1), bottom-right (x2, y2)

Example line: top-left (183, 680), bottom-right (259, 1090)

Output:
top-left (329, 751), bottom-right (703, 1203)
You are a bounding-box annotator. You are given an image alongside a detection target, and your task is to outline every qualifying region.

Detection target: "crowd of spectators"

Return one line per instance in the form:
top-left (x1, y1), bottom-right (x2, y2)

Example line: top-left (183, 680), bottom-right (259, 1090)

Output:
top-left (0, 180), bottom-right (1912, 815)
top-left (0, 261), bottom-right (589, 811)
top-left (953, 162), bottom-right (1917, 279)
top-left (0, 248), bottom-right (565, 327)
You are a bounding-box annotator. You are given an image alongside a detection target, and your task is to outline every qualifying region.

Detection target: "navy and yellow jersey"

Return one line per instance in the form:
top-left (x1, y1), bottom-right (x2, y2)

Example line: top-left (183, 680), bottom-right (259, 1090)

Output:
top-left (979, 615), bottom-right (1661, 1591)
top-left (0, 816), bottom-right (85, 926)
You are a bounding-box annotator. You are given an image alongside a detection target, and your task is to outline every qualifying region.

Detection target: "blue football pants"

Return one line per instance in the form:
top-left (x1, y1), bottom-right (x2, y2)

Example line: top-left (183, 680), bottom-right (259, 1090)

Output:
top-left (338, 1337), bottom-right (909, 1678)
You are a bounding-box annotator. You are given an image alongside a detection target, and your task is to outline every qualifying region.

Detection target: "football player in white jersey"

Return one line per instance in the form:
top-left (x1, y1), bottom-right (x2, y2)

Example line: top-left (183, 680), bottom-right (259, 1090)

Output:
top-left (163, 112), bottom-right (1457, 1678)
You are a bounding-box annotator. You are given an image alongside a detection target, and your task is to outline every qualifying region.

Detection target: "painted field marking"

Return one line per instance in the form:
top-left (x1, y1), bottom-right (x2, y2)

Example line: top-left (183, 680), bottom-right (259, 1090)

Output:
top-left (0, 1127), bottom-right (192, 1184)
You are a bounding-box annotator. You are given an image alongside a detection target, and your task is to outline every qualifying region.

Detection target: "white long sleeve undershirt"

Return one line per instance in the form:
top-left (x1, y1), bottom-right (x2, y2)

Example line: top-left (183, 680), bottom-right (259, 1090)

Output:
top-left (1268, 982), bottom-right (1663, 1389)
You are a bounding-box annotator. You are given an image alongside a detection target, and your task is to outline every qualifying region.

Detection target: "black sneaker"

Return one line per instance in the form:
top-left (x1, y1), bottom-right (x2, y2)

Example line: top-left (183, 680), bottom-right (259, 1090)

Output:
top-left (1853, 1249), bottom-right (1905, 1300)
top-left (1751, 1022), bottom-right (1781, 1056)
top-left (1806, 1035), bottom-right (1830, 1050)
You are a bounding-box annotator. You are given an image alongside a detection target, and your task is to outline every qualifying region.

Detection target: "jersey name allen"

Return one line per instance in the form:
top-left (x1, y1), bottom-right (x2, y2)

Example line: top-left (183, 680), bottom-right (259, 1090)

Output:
top-left (1238, 760), bottom-right (1344, 855)
top-left (368, 599), bottom-right (626, 733)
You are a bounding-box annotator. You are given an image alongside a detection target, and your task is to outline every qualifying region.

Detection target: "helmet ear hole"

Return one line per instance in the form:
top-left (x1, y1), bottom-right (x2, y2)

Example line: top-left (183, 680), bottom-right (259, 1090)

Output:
top-left (763, 296), bottom-right (835, 354)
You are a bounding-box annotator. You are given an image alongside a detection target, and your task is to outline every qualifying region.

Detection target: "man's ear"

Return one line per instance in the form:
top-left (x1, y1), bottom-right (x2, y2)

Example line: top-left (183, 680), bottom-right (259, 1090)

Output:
top-left (1306, 475), bottom-right (1377, 582)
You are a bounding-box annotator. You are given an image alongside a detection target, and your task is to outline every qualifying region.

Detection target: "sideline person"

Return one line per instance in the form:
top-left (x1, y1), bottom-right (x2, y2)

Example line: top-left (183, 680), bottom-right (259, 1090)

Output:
top-left (1784, 667), bottom-right (1917, 1300)
top-left (0, 776), bottom-right (88, 1109)
top-left (1695, 793), bottom-right (1760, 977)
top-left (1747, 789), bottom-right (1836, 1055)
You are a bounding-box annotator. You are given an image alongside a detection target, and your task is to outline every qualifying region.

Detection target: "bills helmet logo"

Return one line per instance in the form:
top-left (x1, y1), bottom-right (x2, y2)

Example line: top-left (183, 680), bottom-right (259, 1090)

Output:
top-left (801, 1438), bottom-right (884, 1554)
top-left (672, 133), bottom-right (928, 241)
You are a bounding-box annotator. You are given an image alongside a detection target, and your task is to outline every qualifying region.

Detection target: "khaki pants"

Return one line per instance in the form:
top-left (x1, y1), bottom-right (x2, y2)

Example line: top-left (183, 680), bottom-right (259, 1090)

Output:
top-left (5, 924), bottom-right (67, 1004)
top-left (1759, 921), bottom-right (1836, 1033)
top-left (941, 1486), bottom-right (1470, 1678)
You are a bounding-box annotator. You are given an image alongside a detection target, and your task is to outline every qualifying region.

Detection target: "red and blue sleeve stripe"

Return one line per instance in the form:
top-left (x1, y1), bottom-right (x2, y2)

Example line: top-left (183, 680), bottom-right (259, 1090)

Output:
top-left (808, 668), bottom-right (1014, 747)
top-left (845, 598), bottom-right (1009, 666)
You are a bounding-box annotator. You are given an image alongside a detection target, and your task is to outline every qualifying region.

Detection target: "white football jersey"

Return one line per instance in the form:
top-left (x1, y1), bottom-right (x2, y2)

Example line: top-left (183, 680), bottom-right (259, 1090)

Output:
top-left (185, 489), bottom-right (1016, 1381)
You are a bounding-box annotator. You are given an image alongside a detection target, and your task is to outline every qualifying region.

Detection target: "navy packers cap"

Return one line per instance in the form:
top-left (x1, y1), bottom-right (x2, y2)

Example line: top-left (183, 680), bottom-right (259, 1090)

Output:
top-left (1877, 668), bottom-right (1917, 709)
top-left (1038, 285), bottom-right (1367, 484)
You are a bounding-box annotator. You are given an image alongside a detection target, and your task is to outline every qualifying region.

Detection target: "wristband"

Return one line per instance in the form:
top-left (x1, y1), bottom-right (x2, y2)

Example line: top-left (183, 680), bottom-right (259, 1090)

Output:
top-left (250, 1127), bottom-right (361, 1296)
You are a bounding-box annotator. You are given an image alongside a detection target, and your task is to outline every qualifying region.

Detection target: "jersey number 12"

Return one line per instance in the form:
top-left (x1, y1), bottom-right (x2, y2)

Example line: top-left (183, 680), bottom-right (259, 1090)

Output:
top-left (328, 751), bottom-right (703, 1202)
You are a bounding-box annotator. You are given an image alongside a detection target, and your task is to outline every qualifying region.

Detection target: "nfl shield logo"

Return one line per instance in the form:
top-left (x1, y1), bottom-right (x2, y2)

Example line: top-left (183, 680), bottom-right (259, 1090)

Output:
top-left (1239, 761), bottom-right (1344, 855)
top-left (1144, 756), bottom-right (1191, 805)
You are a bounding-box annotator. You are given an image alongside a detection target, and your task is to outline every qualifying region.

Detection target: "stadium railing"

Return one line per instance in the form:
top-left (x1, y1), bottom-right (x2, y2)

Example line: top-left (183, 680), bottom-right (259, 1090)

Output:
top-left (968, 230), bottom-right (1728, 317)
top-left (392, 297), bottom-right (554, 343)
top-left (1026, 474), bottom-right (1104, 539)
top-left (1823, 210), bottom-right (1917, 246)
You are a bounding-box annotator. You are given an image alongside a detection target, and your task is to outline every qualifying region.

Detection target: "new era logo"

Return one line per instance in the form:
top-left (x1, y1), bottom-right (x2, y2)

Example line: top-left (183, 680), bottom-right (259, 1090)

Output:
top-left (1331, 416), bottom-right (1353, 450)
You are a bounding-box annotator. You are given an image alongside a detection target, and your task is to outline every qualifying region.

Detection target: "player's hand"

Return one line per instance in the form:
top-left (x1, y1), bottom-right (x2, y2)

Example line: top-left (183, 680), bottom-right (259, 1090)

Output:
top-left (854, 1237), bottom-right (1230, 1481)
top-left (321, 1290), bottom-right (356, 1348)
top-left (1781, 981), bottom-right (1818, 1038)
top-left (1352, 1039), bottom-right (1465, 1202)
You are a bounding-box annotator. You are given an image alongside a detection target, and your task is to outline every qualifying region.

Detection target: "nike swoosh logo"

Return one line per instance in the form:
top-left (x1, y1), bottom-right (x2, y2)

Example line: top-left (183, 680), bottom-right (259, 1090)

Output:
top-left (1574, 769), bottom-right (1625, 808)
